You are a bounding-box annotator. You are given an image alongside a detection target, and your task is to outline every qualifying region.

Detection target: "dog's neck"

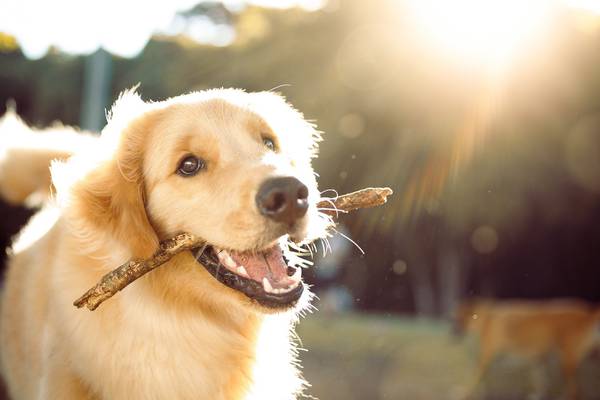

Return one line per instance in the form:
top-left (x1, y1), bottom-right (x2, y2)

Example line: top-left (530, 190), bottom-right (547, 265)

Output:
top-left (65, 237), bottom-right (304, 400)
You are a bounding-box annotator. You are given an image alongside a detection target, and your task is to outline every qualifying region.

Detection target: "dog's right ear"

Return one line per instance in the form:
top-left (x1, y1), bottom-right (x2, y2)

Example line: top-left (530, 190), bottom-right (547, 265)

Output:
top-left (54, 89), bottom-right (160, 259)
top-left (69, 154), bottom-right (159, 259)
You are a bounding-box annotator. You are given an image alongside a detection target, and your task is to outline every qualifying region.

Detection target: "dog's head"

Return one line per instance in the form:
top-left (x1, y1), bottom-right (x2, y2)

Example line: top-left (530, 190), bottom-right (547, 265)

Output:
top-left (56, 89), bottom-right (331, 313)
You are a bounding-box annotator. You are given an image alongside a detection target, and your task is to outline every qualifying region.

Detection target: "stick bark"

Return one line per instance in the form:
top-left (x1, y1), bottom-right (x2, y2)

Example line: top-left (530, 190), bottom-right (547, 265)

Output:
top-left (74, 187), bottom-right (392, 310)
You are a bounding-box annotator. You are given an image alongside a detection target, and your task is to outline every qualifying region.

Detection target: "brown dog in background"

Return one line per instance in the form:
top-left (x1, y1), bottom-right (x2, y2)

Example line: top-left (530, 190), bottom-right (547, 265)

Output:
top-left (455, 298), bottom-right (600, 399)
top-left (0, 89), bottom-right (332, 400)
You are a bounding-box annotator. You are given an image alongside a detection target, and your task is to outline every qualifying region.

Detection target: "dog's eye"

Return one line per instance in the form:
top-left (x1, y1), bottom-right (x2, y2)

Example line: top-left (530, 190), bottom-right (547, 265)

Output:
top-left (177, 155), bottom-right (205, 176)
top-left (263, 137), bottom-right (276, 151)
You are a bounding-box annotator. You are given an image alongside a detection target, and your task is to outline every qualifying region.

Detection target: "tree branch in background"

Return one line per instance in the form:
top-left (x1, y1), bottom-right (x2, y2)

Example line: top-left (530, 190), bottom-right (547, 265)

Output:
top-left (73, 187), bottom-right (393, 311)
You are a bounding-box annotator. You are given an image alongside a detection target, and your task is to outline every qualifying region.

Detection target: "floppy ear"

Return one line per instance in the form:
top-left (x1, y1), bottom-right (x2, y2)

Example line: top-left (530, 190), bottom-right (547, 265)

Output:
top-left (64, 90), bottom-right (160, 259)
top-left (71, 155), bottom-right (159, 259)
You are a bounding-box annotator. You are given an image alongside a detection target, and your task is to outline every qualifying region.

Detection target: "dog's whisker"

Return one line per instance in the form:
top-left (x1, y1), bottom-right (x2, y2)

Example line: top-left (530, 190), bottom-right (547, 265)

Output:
top-left (308, 243), bottom-right (317, 257)
top-left (319, 188), bottom-right (339, 197)
top-left (317, 198), bottom-right (343, 218)
top-left (318, 197), bottom-right (338, 205)
top-left (317, 207), bottom-right (348, 213)
top-left (323, 237), bottom-right (332, 255)
top-left (282, 240), bottom-right (307, 263)
top-left (332, 227), bottom-right (365, 255)
top-left (319, 238), bottom-right (327, 255)
top-left (268, 83), bottom-right (292, 92)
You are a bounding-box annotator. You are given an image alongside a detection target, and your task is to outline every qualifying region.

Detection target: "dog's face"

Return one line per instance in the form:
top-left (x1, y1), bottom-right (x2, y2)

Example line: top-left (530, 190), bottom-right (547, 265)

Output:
top-left (143, 92), bottom-right (329, 309)
top-left (63, 89), bottom-right (330, 313)
top-left (144, 95), bottom-right (321, 251)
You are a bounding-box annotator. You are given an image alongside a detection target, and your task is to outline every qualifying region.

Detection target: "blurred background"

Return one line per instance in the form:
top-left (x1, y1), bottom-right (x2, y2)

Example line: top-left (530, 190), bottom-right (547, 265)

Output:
top-left (1, 0), bottom-right (600, 398)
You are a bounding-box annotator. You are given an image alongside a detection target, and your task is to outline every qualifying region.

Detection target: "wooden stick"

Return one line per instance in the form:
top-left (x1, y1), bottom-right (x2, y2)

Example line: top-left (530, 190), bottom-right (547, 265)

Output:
top-left (73, 187), bottom-right (393, 310)
top-left (318, 187), bottom-right (393, 216)
top-left (73, 233), bottom-right (205, 310)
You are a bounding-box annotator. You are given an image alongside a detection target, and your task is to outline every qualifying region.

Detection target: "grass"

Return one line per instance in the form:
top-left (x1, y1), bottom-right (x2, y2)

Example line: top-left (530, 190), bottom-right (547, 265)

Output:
top-left (296, 313), bottom-right (600, 400)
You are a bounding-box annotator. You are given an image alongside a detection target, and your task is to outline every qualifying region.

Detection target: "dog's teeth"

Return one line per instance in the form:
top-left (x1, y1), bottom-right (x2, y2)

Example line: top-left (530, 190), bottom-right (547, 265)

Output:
top-left (217, 250), bottom-right (229, 263)
top-left (224, 256), bottom-right (237, 269)
top-left (217, 250), bottom-right (237, 269)
top-left (236, 266), bottom-right (249, 278)
top-left (262, 277), bottom-right (274, 293)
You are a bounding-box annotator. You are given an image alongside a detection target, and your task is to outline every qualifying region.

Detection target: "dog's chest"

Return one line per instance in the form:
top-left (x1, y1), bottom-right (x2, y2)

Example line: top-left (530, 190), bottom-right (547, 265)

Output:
top-left (83, 310), bottom-right (300, 400)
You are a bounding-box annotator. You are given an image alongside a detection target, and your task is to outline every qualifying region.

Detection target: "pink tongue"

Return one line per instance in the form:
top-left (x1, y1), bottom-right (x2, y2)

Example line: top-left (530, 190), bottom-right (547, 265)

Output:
top-left (230, 246), bottom-right (290, 287)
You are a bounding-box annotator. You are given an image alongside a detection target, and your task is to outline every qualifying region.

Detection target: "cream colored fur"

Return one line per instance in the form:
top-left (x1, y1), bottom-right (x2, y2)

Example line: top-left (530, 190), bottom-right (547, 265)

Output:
top-left (0, 89), bottom-right (329, 400)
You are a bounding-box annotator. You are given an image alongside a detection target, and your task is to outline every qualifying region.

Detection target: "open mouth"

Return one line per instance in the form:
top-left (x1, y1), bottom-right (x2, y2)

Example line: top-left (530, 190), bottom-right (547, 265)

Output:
top-left (192, 243), bottom-right (304, 309)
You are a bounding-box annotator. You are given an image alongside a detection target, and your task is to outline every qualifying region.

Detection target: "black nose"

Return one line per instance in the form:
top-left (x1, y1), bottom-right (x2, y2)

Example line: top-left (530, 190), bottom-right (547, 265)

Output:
top-left (256, 177), bottom-right (309, 225)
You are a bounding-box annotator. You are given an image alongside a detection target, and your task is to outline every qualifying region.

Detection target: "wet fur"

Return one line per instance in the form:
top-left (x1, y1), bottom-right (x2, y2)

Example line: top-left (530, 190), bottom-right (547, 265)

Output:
top-left (0, 89), bottom-right (328, 399)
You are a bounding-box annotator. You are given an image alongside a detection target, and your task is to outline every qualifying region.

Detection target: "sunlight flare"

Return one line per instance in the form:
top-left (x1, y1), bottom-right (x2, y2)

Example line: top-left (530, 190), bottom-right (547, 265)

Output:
top-left (407, 0), bottom-right (554, 70)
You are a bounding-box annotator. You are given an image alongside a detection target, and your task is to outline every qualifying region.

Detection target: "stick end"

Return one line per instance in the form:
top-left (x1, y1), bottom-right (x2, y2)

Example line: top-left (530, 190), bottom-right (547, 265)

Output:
top-left (380, 187), bottom-right (393, 199)
top-left (73, 294), bottom-right (99, 311)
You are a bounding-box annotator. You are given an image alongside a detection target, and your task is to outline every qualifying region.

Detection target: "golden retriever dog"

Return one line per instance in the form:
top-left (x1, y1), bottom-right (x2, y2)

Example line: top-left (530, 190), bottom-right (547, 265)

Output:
top-left (0, 88), bottom-right (332, 400)
top-left (454, 298), bottom-right (600, 399)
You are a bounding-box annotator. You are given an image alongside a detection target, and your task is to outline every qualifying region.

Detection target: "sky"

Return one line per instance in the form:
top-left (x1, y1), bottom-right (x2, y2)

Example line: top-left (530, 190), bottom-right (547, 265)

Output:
top-left (1, 0), bottom-right (599, 60)
top-left (0, 0), bottom-right (325, 59)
